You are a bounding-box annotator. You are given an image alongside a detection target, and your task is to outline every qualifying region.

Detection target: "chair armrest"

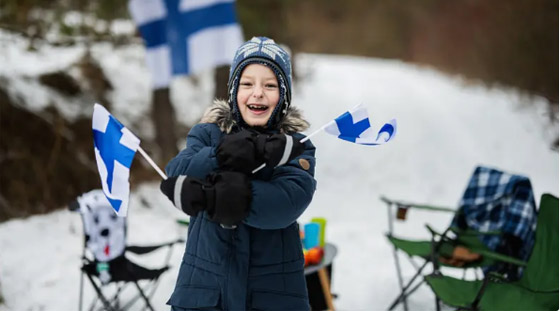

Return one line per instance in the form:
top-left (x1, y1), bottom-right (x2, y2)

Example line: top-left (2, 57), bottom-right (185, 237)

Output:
top-left (451, 227), bottom-right (502, 236)
top-left (428, 225), bottom-right (502, 241)
top-left (474, 248), bottom-right (527, 267)
top-left (425, 225), bottom-right (527, 267)
top-left (380, 196), bottom-right (455, 213)
top-left (176, 219), bottom-right (190, 226)
top-left (126, 239), bottom-right (185, 255)
top-left (425, 224), bottom-right (448, 238)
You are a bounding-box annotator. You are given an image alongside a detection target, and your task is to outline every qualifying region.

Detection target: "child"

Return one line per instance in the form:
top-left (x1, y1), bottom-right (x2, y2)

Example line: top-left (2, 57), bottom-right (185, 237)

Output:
top-left (160, 37), bottom-right (317, 311)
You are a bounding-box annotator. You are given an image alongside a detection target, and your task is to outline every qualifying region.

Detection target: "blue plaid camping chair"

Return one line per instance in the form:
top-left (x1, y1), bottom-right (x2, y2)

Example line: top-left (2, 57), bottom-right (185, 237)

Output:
top-left (452, 166), bottom-right (537, 279)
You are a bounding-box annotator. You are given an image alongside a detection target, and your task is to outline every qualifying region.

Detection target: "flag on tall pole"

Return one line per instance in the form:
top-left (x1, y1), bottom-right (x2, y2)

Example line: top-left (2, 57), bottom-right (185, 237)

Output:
top-left (92, 104), bottom-right (140, 216)
top-left (128, 0), bottom-right (244, 89)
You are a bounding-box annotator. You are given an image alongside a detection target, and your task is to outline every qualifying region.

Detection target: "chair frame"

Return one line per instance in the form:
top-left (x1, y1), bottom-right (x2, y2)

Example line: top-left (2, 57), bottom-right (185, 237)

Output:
top-left (382, 196), bottom-right (517, 311)
top-left (70, 197), bottom-right (184, 311)
top-left (78, 240), bottom-right (180, 311)
top-left (382, 196), bottom-right (457, 311)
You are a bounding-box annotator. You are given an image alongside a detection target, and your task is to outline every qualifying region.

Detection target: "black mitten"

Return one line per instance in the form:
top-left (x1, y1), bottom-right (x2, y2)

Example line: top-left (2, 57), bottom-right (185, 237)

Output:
top-left (216, 129), bottom-right (258, 174)
top-left (160, 176), bottom-right (213, 216)
top-left (255, 133), bottom-right (306, 168)
top-left (206, 171), bottom-right (252, 227)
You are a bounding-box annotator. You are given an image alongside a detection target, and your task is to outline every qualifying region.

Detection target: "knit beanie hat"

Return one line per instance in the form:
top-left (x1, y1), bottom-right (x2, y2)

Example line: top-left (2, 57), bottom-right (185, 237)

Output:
top-left (227, 37), bottom-right (292, 129)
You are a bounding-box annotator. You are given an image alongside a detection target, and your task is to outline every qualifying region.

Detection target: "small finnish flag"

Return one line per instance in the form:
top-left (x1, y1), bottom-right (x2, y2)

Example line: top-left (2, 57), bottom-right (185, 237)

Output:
top-left (323, 104), bottom-right (397, 145)
top-left (128, 0), bottom-right (244, 89)
top-left (92, 104), bottom-right (140, 216)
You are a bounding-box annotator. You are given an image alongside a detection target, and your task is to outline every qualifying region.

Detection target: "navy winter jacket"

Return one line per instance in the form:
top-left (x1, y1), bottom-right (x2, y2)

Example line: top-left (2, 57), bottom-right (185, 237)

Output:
top-left (165, 101), bottom-right (317, 311)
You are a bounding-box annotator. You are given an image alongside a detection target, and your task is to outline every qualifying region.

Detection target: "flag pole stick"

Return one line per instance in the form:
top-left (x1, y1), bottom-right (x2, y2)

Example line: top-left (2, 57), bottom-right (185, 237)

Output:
top-left (301, 103), bottom-right (362, 143)
top-left (251, 122), bottom-right (331, 174)
top-left (137, 146), bottom-right (167, 180)
top-left (300, 122), bottom-right (330, 143)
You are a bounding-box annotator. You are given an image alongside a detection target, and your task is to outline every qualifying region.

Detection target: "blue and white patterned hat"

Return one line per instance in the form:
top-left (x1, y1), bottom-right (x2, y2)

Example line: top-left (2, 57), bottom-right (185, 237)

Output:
top-left (227, 37), bottom-right (292, 129)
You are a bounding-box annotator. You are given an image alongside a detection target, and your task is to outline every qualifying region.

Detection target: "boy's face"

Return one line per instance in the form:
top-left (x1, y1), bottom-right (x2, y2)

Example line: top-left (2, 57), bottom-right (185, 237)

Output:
top-left (237, 64), bottom-right (279, 127)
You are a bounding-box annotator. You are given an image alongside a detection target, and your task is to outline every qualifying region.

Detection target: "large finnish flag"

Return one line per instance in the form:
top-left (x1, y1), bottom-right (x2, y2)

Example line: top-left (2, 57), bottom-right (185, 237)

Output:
top-left (92, 104), bottom-right (140, 216)
top-left (323, 104), bottom-right (397, 145)
top-left (128, 0), bottom-right (244, 88)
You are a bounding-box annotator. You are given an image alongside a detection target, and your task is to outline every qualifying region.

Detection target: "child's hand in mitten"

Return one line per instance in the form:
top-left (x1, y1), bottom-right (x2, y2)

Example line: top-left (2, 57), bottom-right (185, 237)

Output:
top-left (216, 129), bottom-right (259, 174)
top-left (160, 176), bottom-right (213, 216)
top-left (206, 171), bottom-right (252, 227)
top-left (255, 133), bottom-right (305, 168)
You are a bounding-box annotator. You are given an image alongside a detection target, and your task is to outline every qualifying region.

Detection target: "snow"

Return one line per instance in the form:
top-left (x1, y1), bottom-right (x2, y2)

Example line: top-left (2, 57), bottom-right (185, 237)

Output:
top-left (0, 31), bottom-right (558, 310)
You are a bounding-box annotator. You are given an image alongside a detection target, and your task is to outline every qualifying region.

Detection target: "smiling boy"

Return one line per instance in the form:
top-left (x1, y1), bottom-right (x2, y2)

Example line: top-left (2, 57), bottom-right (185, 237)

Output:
top-left (160, 37), bottom-right (317, 310)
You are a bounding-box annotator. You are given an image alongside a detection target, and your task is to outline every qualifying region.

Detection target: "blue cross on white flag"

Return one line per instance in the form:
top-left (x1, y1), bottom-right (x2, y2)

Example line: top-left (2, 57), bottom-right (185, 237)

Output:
top-left (92, 104), bottom-right (140, 216)
top-left (128, 0), bottom-right (244, 89)
top-left (323, 104), bottom-right (397, 145)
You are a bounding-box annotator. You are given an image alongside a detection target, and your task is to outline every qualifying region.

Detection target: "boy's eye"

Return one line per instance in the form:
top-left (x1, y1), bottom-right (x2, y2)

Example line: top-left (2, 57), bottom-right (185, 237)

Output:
top-left (240, 81), bottom-right (252, 87)
top-left (265, 84), bottom-right (278, 89)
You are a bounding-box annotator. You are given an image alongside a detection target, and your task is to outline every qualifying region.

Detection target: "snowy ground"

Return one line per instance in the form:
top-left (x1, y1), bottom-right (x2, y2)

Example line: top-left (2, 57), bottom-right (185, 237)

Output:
top-left (0, 31), bottom-right (558, 310)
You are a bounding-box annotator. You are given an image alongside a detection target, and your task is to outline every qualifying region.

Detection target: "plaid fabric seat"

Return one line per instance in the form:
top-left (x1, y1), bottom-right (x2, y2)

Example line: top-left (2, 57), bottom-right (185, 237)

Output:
top-left (452, 166), bottom-right (537, 279)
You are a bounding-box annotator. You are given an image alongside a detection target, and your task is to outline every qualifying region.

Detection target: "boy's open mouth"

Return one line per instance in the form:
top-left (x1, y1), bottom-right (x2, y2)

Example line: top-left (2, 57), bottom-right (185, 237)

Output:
top-left (248, 104), bottom-right (268, 112)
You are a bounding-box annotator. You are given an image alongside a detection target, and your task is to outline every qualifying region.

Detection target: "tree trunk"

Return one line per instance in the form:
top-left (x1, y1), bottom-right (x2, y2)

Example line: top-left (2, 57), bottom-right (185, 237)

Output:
top-left (152, 88), bottom-right (178, 163)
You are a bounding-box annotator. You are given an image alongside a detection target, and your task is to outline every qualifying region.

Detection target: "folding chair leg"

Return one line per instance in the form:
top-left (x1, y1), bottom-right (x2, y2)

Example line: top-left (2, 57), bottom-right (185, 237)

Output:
top-left (389, 245), bottom-right (409, 311)
top-left (388, 260), bottom-right (429, 311)
top-left (469, 274), bottom-right (492, 310)
top-left (87, 296), bottom-right (99, 311)
top-left (387, 279), bottom-right (424, 311)
top-left (79, 270), bottom-right (84, 311)
top-left (108, 283), bottom-right (127, 310)
top-left (134, 280), bottom-right (155, 311)
top-left (147, 275), bottom-right (163, 301)
top-left (85, 273), bottom-right (118, 311)
top-left (404, 280), bottom-right (424, 298)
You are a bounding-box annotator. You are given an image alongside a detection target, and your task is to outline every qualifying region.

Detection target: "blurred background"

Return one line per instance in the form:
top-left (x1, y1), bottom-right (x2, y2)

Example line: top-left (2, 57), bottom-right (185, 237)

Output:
top-left (0, 1), bottom-right (558, 310)
top-left (0, 0), bottom-right (557, 221)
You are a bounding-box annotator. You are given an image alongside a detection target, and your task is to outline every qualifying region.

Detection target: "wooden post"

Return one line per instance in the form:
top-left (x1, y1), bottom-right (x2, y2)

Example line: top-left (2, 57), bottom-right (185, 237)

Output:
top-left (214, 65), bottom-right (230, 99)
top-left (152, 87), bottom-right (178, 163)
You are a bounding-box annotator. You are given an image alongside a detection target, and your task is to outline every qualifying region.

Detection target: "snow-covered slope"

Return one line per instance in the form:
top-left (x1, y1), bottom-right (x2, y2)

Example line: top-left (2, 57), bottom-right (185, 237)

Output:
top-left (0, 35), bottom-right (557, 310)
top-left (295, 54), bottom-right (558, 310)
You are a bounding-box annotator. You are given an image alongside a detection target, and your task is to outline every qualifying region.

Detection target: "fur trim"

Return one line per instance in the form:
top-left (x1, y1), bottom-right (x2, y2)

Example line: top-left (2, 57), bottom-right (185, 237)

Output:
top-left (200, 99), bottom-right (310, 134)
top-left (200, 100), bottom-right (237, 133)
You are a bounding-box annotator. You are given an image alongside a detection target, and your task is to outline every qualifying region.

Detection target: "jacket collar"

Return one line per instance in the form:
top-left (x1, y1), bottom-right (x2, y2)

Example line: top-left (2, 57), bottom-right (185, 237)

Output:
top-left (200, 99), bottom-right (310, 134)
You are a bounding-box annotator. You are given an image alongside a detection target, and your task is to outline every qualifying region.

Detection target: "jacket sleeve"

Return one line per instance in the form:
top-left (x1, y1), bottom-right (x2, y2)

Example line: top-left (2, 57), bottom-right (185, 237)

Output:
top-left (165, 123), bottom-right (220, 179)
top-left (243, 137), bottom-right (317, 230)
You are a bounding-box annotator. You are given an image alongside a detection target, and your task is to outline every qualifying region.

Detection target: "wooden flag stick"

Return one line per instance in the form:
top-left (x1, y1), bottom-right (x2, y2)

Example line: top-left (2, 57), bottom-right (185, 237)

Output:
top-left (137, 146), bottom-right (167, 180)
top-left (300, 123), bottom-right (329, 143)
top-left (251, 125), bottom-right (328, 174)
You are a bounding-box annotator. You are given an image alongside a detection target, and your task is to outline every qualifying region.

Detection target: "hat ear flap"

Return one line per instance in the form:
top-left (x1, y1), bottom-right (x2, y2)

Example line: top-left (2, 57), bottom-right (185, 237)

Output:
top-left (227, 75), bottom-right (246, 127)
top-left (266, 70), bottom-right (290, 129)
top-left (274, 100), bottom-right (289, 128)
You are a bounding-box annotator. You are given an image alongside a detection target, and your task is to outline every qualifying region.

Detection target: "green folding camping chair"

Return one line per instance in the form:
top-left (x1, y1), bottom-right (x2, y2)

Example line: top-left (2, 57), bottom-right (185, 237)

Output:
top-left (425, 193), bottom-right (559, 311)
top-left (381, 196), bottom-right (521, 311)
top-left (382, 166), bottom-right (539, 311)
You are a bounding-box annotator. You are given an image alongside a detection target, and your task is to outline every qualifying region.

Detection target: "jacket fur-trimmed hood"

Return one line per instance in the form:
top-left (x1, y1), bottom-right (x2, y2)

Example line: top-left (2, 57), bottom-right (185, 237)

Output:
top-left (200, 99), bottom-right (310, 134)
